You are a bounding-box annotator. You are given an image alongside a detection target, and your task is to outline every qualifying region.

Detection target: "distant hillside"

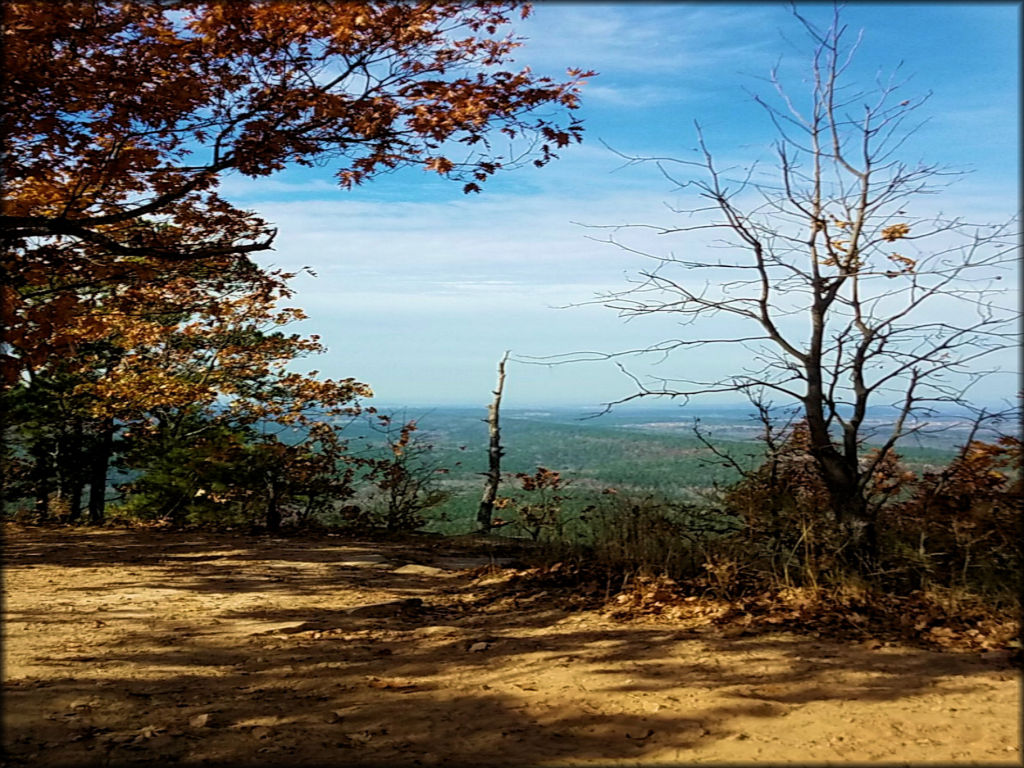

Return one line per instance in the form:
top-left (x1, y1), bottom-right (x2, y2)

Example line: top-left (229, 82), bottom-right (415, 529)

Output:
top-left (337, 404), bottom-right (984, 534)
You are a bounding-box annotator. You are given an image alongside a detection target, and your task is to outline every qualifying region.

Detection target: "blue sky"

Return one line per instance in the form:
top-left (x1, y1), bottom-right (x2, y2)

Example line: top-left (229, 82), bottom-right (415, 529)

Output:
top-left (222, 3), bottom-right (1020, 410)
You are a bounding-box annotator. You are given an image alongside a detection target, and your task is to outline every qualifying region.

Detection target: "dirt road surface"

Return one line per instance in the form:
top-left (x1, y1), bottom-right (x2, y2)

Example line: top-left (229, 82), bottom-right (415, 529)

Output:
top-left (2, 524), bottom-right (1019, 766)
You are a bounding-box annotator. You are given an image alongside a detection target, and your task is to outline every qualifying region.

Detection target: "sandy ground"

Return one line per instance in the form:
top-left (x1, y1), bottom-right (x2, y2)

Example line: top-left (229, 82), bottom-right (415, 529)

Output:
top-left (2, 523), bottom-right (1020, 766)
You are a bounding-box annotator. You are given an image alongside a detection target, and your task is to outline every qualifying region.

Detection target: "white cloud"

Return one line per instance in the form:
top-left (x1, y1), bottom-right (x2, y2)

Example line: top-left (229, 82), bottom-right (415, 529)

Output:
top-left (208, 3), bottom-right (1018, 408)
top-left (578, 83), bottom-right (690, 108)
top-left (516, 4), bottom-right (778, 78)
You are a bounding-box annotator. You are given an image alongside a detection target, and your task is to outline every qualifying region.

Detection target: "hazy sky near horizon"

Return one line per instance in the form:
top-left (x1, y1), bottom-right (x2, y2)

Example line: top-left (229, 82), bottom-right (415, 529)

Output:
top-left (225, 3), bottom-right (1020, 410)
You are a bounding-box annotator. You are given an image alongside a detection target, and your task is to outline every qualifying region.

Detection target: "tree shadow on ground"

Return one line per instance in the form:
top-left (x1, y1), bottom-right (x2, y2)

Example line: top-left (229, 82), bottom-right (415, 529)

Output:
top-left (3, 524), bottom-right (1016, 767)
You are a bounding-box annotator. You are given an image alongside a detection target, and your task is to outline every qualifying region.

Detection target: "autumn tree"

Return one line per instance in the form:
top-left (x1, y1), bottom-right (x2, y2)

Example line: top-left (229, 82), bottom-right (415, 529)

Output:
top-left (117, 411), bottom-right (359, 531)
top-left (1, 343), bottom-right (121, 523)
top-left (1, 258), bottom-right (368, 527)
top-left (1, 1), bottom-right (592, 378)
top-left (105, 267), bottom-right (370, 529)
top-left (562, 9), bottom-right (1019, 567)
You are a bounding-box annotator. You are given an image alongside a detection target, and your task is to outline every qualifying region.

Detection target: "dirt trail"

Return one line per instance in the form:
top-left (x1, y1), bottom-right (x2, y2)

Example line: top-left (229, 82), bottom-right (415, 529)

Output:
top-left (2, 524), bottom-right (1019, 766)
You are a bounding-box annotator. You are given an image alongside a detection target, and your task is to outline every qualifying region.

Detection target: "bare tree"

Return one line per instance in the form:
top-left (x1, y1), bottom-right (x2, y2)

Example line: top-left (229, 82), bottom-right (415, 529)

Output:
top-left (477, 351), bottom-right (510, 534)
top-left (537, 8), bottom-right (1020, 565)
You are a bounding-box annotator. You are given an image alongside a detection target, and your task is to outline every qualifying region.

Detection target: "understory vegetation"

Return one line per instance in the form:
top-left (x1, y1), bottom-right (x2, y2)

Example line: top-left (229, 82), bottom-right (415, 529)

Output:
top-left (491, 423), bottom-right (1021, 610)
top-left (4, 404), bottom-right (1019, 627)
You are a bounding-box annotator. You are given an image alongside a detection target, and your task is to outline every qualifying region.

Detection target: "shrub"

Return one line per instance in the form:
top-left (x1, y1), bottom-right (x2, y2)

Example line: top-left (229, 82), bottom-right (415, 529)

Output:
top-left (361, 417), bottom-right (452, 532)
top-left (584, 493), bottom-right (703, 581)
top-left (880, 436), bottom-right (1021, 599)
top-left (720, 421), bottom-right (848, 586)
top-left (494, 467), bottom-right (571, 542)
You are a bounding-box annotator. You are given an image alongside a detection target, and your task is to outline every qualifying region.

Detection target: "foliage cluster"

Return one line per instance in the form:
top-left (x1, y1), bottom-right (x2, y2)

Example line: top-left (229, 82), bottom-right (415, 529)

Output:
top-left (2, 2), bottom-right (588, 534)
top-left (879, 436), bottom-right (1021, 597)
top-left (482, 423), bottom-right (1018, 653)
top-left (493, 466), bottom-right (572, 541)
top-left (353, 416), bottom-right (454, 532)
top-left (3, 1), bottom-right (591, 372)
top-left (487, 417), bottom-right (1018, 616)
top-left (715, 422), bottom-right (1020, 601)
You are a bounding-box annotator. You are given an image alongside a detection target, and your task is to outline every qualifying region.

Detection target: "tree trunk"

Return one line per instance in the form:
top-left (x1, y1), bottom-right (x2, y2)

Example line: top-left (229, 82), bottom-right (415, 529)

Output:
top-left (30, 440), bottom-right (53, 521)
top-left (266, 481), bottom-right (281, 532)
top-left (809, 446), bottom-right (878, 568)
top-left (477, 351), bottom-right (509, 534)
top-left (88, 418), bottom-right (115, 524)
top-left (802, 388), bottom-right (877, 568)
top-left (66, 477), bottom-right (86, 523)
top-left (62, 418), bottom-right (85, 523)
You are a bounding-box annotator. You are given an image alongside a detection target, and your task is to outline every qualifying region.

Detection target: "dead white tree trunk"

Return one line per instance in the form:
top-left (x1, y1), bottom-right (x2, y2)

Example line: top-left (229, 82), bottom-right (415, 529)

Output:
top-left (476, 351), bottom-right (509, 534)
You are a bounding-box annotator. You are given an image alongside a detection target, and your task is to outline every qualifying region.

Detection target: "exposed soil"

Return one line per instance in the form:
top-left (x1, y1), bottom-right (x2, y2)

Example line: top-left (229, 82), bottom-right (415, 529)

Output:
top-left (2, 523), bottom-right (1019, 766)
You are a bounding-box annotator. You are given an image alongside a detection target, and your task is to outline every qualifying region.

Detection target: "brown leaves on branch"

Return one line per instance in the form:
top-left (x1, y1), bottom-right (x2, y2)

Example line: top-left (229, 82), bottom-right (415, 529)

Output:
top-left (515, 466), bottom-right (564, 492)
top-left (2, 1), bottom-right (593, 374)
top-left (817, 222), bottom-right (916, 276)
top-left (885, 253), bottom-right (917, 278)
top-left (881, 223), bottom-right (911, 241)
top-left (3, 1), bottom-right (592, 230)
